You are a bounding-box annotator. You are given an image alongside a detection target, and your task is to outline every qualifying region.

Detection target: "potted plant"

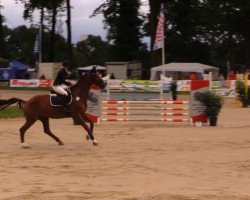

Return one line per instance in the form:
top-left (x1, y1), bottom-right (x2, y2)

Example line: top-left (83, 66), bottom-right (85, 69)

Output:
top-left (170, 81), bottom-right (177, 100)
top-left (235, 80), bottom-right (250, 107)
top-left (195, 90), bottom-right (224, 126)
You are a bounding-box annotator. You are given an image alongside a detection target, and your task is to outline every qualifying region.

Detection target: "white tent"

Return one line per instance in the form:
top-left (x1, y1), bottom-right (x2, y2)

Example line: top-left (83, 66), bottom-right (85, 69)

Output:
top-left (150, 62), bottom-right (219, 80)
top-left (77, 65), bottom-right (106, 71)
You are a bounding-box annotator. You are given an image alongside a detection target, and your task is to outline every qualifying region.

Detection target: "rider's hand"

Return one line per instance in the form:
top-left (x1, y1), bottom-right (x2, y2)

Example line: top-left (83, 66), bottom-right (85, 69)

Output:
top-left (67, 81), bottom-right (73, 87)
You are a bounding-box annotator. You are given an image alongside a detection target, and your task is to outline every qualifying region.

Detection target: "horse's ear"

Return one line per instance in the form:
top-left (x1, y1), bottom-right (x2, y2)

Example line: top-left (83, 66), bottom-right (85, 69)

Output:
top-left (90, 65), bottom-right (97, 74)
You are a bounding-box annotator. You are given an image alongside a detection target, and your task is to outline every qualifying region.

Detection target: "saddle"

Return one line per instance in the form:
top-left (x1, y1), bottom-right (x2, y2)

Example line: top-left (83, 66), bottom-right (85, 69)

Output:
top-left (50, 89), bottom-right (72, 107)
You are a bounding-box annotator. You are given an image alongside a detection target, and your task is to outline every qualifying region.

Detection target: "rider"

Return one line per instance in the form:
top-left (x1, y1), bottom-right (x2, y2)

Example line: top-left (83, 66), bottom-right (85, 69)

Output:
top-left (52, 60), bottom-right (72, 113)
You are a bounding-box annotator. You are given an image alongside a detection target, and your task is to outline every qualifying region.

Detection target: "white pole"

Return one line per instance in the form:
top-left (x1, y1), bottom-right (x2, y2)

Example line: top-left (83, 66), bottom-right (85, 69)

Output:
top-left (209, 72), bottom-right (212, 90)
top-left (106, 74), bottom-right (110, 100)
top-left (160, 74), bottom-right (163, 100)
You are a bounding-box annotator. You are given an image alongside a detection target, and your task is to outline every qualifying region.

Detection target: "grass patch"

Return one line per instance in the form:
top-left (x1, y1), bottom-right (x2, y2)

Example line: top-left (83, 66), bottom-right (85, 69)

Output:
top-left (0, 106), bottom-right (24, 118)
top-left (0, 86), bottom-right (50, 92)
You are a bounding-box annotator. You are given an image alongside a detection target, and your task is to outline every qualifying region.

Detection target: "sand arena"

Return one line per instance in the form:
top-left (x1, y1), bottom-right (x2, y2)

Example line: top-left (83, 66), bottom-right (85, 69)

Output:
top-left (0, 89), bottom-right (250, 199)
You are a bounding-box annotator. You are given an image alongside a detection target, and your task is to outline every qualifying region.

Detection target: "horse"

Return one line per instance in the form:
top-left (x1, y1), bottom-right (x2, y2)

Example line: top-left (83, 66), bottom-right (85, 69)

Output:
top-left (0, 66), bottom-right (106, 148)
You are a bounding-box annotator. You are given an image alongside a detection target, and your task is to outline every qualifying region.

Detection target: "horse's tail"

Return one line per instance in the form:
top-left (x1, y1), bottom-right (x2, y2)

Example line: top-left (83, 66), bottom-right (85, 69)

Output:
top-left (0, 98), bottom-right (25, 111)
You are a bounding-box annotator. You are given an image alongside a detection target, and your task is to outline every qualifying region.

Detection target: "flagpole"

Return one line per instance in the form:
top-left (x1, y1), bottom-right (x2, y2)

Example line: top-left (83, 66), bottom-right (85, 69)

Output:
top-left (161, 3), bottom-right (165, 65)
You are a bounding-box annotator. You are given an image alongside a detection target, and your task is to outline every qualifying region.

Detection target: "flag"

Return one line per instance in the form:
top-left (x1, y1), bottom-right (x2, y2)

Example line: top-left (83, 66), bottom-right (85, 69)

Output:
top-left (153, 7), bottom-right (165, 50)
top-left (33, 32), bottom-right (39, 56)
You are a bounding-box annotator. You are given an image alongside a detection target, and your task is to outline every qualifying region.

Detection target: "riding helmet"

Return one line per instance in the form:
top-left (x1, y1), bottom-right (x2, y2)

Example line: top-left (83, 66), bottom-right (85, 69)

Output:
top-left (62, 60), bottom-right (71, 69)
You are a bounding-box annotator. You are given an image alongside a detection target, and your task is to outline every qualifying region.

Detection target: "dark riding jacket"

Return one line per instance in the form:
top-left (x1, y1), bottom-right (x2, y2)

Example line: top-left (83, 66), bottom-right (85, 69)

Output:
top-left (53, 67), bottom-right (71, 86)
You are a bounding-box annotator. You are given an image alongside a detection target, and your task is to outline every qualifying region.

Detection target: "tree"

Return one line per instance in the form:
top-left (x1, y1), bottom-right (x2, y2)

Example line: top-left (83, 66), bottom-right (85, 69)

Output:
top-left (46, 0), bottom-right (65, 61)
top-left (75, 35), bottom-right (112, 66)
top-left (92, 0), bottom-right (144, 61)
top-left (66, 0), bottom-right (73, 63)
top-left (0, 3), bottom-right (6, 58)
top-left (5, 26), bottom-right (38, 64)
top-left (18, 0), bottom-right (65, 62)
top-left (148, 0), bottom-right (210, 66)
top-left (195, 0), bottom-right (250, 73)
top-left (147, 0), bottom-right (250, 73)
top-left (18, 0), bottom-right (47, 63)
top-left (3, 25), bottom-right (69, 65)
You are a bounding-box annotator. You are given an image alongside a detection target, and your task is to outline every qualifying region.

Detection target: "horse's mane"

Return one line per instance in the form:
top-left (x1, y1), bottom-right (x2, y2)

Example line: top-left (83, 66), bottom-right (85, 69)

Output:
top-left (71, 72), bottom-right (87, 88)
top-left (70, 66), bottom-right (100, 91)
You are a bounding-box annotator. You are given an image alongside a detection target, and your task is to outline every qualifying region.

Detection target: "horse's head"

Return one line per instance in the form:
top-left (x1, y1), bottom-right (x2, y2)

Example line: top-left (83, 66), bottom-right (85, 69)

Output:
top-left (80, 66), bottom-right (106, 89)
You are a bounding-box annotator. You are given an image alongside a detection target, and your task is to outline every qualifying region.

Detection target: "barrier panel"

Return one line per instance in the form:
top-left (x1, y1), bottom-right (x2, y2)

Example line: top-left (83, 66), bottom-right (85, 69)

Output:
top-left (100, 100), bottom-right (190, 123)
top-left (106, 79), bottom-right (191, 100)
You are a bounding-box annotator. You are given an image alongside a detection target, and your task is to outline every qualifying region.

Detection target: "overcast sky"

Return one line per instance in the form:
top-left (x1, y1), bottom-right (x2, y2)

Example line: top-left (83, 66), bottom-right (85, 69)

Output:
top-left (1, 0), bottom-right (149, 44)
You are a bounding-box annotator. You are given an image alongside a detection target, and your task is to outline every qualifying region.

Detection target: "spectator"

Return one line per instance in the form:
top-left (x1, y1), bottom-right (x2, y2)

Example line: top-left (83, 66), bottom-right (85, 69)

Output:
top-left (110, 73), bottom-right (115, 79)
top-left (218, 73), bottom-right (225, 81)
top-left (229, 71), bottom-right (236, 80)
top-left (189, 73), bottom-right (196, 80)
top-left (39, 74), bottom-right (46, 80)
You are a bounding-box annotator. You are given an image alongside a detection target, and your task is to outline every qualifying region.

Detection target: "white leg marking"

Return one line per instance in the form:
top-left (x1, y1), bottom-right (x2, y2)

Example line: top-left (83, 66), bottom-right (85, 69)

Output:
top-left (21, 143), bottom-right (30, 149)
top-left (92, 139), bottom-right (98, 145)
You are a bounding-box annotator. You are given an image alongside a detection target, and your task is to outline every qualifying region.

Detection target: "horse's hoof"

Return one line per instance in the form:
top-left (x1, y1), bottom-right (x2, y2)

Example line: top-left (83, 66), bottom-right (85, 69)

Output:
top-left (58, 141), bottom-right (64, 145)
top-left (92, 139), bottom-right (98, 146)
top-left (21, 143), bottom-right (30, 149)
top-left (86, 135), bottom-right (90, 140)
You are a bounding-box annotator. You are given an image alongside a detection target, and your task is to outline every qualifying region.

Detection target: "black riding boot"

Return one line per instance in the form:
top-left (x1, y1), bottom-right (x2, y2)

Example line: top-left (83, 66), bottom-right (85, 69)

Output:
top-left (61, 95), bottom-right (70, 114)
top-left (62, 103), bottom-right (70, 113)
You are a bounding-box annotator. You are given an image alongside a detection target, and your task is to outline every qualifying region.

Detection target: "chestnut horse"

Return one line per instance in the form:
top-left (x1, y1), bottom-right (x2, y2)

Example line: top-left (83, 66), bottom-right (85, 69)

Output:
top-left (0, 66), bottom-right (106, 148)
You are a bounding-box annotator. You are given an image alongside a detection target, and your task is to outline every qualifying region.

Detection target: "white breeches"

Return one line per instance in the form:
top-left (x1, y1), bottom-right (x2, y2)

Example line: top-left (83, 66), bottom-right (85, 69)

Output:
top-left (52, 85), bottom-right (68, 96)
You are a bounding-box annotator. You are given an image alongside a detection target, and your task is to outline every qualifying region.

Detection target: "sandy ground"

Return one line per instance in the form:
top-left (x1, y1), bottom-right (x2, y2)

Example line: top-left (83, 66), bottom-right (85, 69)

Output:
top-left (0, 90), bottom-right (250, 200)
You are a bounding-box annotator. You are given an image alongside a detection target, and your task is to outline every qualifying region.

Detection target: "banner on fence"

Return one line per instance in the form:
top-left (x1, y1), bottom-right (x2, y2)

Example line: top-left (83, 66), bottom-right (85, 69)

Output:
top-left (107, 79), bottom-right (191, 91)
top-left (190, 80), bottom-right (209, 123)
top-left (39, 80), bottom-right (53, 87)
top-left (10, 79), bottom-right (39, 87)
top-left (86, 84), bottom-right (101, 123)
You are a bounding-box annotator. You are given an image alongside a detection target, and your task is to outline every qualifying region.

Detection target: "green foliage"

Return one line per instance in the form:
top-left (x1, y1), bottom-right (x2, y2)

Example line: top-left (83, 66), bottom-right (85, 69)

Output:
top-left (75, 35), bottom-right (112, 66)
top-left (3, 25), bottom-right (70, 65)
top-left (4, 26), bottom-right (37, 64)
top-left (2, 0), bottom-right (250, 71)
top-left (235, 80), bottom-right (250, 104)
top-left (0, 56), bottom-right (9, 67)
top-left (0, 13), bottom-right (5, 57)
top-left (0, 86), bottom-right (49, 91)
top-left (1, 24), bottom-right (114, 67)
top-left (0, 107), bottom-right (23, 118)
top-left (195, 90), bottom-right (224, 118)
top-left (148, 0), bottom-right (250, 70)
top-left (91, 0), bottom-right (144, 61)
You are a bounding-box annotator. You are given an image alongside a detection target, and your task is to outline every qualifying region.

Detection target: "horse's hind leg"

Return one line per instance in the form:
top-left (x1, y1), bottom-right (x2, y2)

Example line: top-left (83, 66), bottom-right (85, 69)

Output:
top-left (39, 117), bottom-right (64, 145)
top-left (20, 117), bottom-right (37, 148)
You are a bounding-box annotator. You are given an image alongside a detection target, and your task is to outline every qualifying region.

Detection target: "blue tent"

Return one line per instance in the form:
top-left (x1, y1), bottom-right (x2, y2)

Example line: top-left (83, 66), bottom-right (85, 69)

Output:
top-left (0, 60), bottom-right (31, 80)
top-left (9, 60), bottom-right (30, 70)
top-left (0, 68), bottom-right (15, 80)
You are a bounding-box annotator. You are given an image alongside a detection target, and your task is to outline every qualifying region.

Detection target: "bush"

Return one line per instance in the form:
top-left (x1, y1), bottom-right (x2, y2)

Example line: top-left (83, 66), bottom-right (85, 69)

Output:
top-left (195, 90), bottom-right (224, 118)
top-left (235, 80), bottom-right (250, 106)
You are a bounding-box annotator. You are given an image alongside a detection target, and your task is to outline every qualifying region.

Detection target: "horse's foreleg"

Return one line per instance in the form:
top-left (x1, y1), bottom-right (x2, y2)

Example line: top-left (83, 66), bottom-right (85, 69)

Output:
top-left (19, 118), bottom-right (37, 148)
top-left (73, 114), bottom-right (97, 146)
top-left (40, 117), bottom-right (64, 145)
top-left (81, 114), bottom-right (94, 141)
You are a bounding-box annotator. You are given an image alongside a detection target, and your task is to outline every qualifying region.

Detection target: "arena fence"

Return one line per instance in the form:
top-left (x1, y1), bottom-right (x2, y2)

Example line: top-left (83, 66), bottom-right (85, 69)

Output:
top-left (100, 100), bottom-right (190, 122)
